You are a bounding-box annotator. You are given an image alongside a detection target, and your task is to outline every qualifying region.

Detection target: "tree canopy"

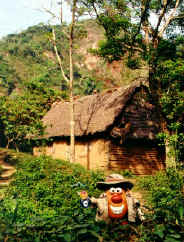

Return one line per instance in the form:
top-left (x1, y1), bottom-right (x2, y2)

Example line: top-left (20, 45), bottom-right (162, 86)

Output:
top-left (80, 0), bottom-right (184, 165)
top-left (81, 0), bottom-right (184, 59)
top-left (0, 80), bottom-right (62, 151)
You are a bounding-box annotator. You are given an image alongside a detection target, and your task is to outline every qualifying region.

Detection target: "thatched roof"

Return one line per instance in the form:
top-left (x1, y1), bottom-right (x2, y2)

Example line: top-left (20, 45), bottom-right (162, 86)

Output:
top-left (42, 80), bottom-right (149, 138)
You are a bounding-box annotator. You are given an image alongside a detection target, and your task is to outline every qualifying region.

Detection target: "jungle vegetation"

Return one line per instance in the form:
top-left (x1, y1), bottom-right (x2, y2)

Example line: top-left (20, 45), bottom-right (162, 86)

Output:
top-left (0, 149), bottom-right (183, 241)
top-left (0, 0), bottom-right (184, 240)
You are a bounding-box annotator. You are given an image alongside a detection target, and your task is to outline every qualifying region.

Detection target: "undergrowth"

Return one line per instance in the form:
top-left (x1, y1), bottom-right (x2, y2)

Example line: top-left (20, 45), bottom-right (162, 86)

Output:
top-left (0, 149), bottom-right (183, 241)
top-left (0, 153), bottom-right (139, 241)
top-left (137, 169), bottom-right (184, 242)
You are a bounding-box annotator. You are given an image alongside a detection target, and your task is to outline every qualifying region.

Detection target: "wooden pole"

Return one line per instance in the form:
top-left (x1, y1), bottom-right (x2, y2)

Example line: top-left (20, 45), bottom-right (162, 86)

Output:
top-left (69, 0), bottom-right (77, 163)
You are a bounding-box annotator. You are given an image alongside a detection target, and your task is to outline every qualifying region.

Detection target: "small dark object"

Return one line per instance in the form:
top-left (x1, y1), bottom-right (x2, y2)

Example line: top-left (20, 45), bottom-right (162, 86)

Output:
top-left (80, 198), bottom-right (91, 208)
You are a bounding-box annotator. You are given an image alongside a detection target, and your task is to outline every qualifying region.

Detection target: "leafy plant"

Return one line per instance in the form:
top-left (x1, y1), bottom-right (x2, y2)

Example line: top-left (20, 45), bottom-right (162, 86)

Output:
top-left (0, 80), bottom-right (62, 152)
top-left (0, 55), bottom-right (18, 95)
top-left (0, 153), bottom-right (139, 241)
top-left (137, 169), bottom-right (184, 241)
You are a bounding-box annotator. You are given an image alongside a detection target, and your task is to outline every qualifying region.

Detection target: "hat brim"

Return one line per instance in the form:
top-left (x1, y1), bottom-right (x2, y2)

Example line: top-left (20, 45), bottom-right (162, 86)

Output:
top-left (97, 180), bottom-right (133, 190)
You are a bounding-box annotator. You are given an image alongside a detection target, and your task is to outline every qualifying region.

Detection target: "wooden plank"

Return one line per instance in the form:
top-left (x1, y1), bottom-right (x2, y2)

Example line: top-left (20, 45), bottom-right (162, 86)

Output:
top-left (108, 141), bottom-right (165, 175)
top-left (108, 167), bottom-right (159, 175)
top-left (109, 161), bottom-right (165, 167)
top-left (109, 162), bottom-right (161, 168)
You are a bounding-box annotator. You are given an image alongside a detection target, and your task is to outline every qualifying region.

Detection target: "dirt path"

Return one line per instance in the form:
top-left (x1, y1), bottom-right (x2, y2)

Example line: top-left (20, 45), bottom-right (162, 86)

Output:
top-left (0, 158), bottom-right (16, 187)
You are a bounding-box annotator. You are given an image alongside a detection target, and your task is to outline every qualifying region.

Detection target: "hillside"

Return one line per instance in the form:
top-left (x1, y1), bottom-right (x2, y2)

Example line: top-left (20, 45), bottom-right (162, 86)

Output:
top-left (0, 19), bottom-right (148, 97)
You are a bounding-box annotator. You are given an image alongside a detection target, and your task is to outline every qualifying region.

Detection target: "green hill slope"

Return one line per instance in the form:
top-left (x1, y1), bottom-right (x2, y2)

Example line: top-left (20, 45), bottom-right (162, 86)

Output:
top-left (0, 19), bottom-right (148, 97)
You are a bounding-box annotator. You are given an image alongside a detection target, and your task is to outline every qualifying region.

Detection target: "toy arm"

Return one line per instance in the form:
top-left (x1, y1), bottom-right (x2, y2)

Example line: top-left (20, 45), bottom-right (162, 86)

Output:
top-left (91, 197), bottom-right (98, 204)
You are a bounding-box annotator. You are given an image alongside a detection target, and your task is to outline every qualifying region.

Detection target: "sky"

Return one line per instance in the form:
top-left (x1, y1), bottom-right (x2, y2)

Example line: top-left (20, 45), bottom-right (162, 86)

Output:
top-left (0, 0), bottom-right (70, 39)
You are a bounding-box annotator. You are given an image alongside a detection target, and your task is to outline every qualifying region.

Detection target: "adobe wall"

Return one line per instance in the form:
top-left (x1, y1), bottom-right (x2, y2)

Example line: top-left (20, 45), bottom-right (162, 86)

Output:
top-left (33, 138), bottom-right (110, 170)
top-left (33, 138), bottom-right (165, 174)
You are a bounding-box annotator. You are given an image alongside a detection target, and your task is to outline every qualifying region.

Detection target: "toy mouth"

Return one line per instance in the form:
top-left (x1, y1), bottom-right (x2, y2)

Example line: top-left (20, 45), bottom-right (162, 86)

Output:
top-left (110, 204), bottom-right (124, 215)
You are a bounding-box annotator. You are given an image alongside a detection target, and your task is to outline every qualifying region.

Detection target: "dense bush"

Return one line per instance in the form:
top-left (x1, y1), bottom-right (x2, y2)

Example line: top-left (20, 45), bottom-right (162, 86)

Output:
top-left (137, 169), bottom-right (184, 242)
top-left (0, 80), bottom-right (63, 152)
top-left (0, 155), bottom-right (138, 241)
top-left (2, 151), bottom-right (183, 241)
top-left (126, 57), bottom-right (140, 69)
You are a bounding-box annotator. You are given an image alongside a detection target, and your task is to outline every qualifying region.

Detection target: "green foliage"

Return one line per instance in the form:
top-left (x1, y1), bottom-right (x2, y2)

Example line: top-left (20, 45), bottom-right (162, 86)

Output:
top-left (155, 39), bottom-right (177, 61)
top-left (0, 22), bottom-right (101, 96)
top-left (175, 36), bottom-right (184, 58)
top-left (0, 80), bottom-right (62, 151)
top-left (2, 149), bottom-right (184, 241)
top-left (126, 57), bottom-right (140, 69)
top-left (74, 75), bottom-right (104, 95)
top-left (81, 0), bottom-right (147, 64)
top-left (98, 12), bottom-right (130, 38)
top-left (93, 38), bottom-right (126, 62)
top-left (0, 24), bottom-right (60, 94)
top-left (154, 51), bottom-right (184, 163)
top-left (83, 0), bottom-right (184, 73)
top-left (0, 55), bottom-right (19, 95)
top-left (137, 169), bottom-right (184, 241)
top-left (0, 154), bottom-right (138, 241)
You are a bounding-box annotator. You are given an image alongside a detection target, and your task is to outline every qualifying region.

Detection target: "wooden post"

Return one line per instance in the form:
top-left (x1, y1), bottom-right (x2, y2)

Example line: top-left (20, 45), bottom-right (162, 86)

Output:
top-left (107, 141), bottom-right (111, 169)
top-left (69, 0), bottom-right (77, 163)
top-left (87, 141), bottom-right (90, 170)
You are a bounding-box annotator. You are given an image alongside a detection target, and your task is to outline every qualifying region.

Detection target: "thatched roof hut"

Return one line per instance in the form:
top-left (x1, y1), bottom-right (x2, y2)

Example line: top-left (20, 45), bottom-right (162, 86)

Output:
top-left (34, 80), bottom-right (165, 174)
top-left (42, 80), bottom-right (159, 140)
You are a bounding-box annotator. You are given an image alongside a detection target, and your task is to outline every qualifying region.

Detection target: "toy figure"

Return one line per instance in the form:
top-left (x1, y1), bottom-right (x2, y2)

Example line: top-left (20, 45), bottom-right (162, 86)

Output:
top-left (79, 190), bottom-right (91, 208)
top-left (90, 174), bottom-right (144, 224)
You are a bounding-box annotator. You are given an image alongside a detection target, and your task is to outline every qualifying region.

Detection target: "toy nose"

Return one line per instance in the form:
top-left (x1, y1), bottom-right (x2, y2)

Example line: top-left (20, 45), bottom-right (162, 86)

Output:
top-left (111, 194), bottom-right (122, 203)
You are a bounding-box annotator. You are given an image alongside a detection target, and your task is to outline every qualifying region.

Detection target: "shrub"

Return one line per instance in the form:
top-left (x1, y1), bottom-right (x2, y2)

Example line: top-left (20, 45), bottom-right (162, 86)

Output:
top-left (0, 155), bottom-right (138, 241)
top-left (137, 169), bottom-right (184, 241)
top-left (126, 57), bottom-right (140, 69)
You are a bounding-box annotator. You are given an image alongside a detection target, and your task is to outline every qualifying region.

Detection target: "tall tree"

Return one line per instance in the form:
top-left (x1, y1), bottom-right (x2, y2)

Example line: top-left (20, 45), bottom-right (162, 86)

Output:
top-left (82, 0), bottom-right (184, 166)
top-left (47, 0), bottom-right (80, 163)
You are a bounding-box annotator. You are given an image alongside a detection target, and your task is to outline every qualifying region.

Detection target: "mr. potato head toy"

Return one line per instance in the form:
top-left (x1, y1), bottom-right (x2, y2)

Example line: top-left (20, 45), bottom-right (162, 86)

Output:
top-left (88, 174), bottom-right (144, 224)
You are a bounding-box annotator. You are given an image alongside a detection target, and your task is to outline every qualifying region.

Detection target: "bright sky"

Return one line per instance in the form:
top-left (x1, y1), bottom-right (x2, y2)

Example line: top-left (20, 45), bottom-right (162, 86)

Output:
top-left (0, 0), bottom-right (70, 39)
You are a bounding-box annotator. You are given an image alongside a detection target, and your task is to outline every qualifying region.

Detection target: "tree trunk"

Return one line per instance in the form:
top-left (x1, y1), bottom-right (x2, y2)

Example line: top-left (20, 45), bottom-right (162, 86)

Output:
top-left (51, 1), bottom-right (77, 163)
top-left (149, 58), bottom-right (176, 168)
top-left (69, 0), bottom-right (77, 163)
top-left (160, 115), bottom-right (176, 168)
top-left (60, 1), bottom-right (63, 24)
top-left (165, 139), bottom-right (176, 169)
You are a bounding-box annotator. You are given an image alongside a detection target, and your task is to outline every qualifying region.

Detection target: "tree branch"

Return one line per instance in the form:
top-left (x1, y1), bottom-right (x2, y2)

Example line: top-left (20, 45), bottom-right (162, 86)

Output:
top-left (158, 0), bottom-right (180, 38)
top-left (52, 28), bottom-right (69, 84)
top-left (173, 14), bottom-right (184, 19)
top-left (132, 0), bottom-right (151, 47)
top-left (153, 0), bottom-right (169, 40)
top-left (125, 44), bottom-right (144, 53)
top-left (43, 7), bottom-right (70, 39)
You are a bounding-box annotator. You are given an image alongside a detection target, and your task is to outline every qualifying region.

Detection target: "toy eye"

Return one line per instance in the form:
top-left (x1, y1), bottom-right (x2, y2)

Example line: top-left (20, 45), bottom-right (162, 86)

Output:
top-left (116, 188), bottom-right (122, 193)
top-left (110, 188), bottom-right (116, 193)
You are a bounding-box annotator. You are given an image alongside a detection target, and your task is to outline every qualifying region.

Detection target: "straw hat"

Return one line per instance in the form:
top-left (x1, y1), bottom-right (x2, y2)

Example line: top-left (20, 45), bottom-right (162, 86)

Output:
top-left (97, 174), bottom-right (134, 190)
